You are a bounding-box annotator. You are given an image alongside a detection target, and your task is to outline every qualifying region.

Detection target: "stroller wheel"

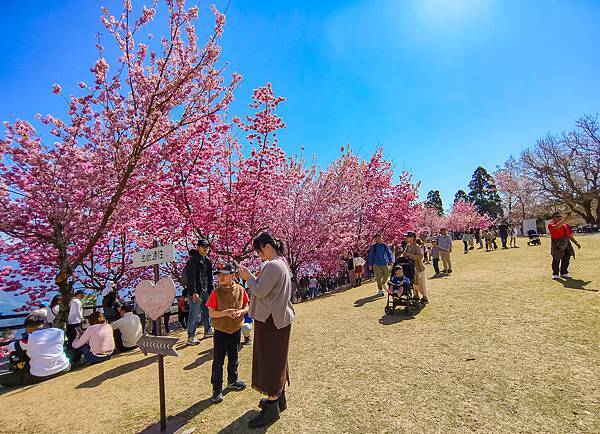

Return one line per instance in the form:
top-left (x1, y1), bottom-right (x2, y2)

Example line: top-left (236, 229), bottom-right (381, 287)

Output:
top-left (385, 306), bottom-right (394, 315)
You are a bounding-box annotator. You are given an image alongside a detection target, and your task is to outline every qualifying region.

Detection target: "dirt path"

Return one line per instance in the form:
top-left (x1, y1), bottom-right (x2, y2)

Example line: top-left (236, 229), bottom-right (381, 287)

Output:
top-left (1, 236), bottom-right (599, 433)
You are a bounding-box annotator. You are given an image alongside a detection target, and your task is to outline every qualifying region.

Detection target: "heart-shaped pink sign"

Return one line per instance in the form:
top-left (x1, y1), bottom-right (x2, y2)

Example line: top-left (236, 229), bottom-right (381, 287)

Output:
top-left (135, 278), bottom-right (176, 321)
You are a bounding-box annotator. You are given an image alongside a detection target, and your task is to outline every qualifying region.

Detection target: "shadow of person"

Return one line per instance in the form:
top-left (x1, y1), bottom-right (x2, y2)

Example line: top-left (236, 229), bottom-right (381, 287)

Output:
top-left (216, 410), bottom-right (272, 434)
top-left (183, 348), bottom-right (214, 371)
top-left (378, 312), bottom-right (414, 325)
top-left (353, 293), bottom-right (384, 307)
top-left (561, 279), bottom-right (597, 292)
top-left (76, 355), bottom-right (158, 388)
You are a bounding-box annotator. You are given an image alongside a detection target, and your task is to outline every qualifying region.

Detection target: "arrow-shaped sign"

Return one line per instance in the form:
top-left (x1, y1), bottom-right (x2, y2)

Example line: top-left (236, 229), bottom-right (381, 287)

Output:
top-left (137, 335), bottom-right (179, 357)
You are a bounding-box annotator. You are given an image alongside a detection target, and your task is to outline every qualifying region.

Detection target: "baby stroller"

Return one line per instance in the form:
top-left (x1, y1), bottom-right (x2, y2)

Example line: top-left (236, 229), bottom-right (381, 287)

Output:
top-left (384, 257), bottom-right (419, 316)
top-left (527, 230), bottom-right (541, 246)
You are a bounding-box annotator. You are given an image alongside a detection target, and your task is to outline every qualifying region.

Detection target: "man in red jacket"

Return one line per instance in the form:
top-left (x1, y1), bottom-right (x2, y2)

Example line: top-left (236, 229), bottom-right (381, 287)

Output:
top-left (548, 211), bottom-right (581, 280)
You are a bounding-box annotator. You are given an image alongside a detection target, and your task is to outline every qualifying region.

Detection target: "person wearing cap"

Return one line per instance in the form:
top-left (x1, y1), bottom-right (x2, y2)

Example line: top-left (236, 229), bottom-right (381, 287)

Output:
top-left (0, 313), bottom-right (70, 388)
top-left (367, 234), bottom-right (395, 296)
top-left (205, 263), bottom-right (249, 403)
top-left (548, 211), bottom-right (581, 280)
top-left (436, 228), bottom-right (453, 274)
top-left (402, 231), bottom-right (429, 304)
top-left (183, 239), bottom-right (214, 345)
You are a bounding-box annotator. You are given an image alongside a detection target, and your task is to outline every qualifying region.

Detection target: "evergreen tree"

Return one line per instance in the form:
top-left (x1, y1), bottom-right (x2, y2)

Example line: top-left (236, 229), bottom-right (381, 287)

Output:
top-left (425, 190), bottom-right (444, 215)
top-left (454, 189), bottom-right (469, 204)
top-left (467, 166), bottom-right (503, 218)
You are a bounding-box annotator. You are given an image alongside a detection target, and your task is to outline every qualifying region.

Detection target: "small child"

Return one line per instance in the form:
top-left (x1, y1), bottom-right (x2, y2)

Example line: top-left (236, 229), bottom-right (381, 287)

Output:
top-left (387, 266), bottom-right (411, 297)
top-left (205, 263), bottom-right (249, 403)
top-left (430, 239), bottom-right (441, 275)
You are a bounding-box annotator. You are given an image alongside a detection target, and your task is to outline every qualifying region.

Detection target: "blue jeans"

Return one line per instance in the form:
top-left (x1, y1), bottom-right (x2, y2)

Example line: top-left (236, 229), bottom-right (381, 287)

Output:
top-left (187, 294), bottom-right (211, 338)
top-left (79, 344), bottom-right (113, 364)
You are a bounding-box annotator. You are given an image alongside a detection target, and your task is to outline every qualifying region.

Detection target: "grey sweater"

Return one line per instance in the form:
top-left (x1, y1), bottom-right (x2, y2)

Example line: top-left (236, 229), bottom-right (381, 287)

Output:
top-left (437, 234), bottom-right (453, 252)
top-left (248, 257), bottom-right (296, 329)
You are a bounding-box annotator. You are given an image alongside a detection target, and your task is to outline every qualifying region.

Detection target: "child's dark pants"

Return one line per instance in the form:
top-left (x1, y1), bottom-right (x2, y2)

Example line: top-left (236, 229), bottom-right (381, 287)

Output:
top-left (432, 258), bottom-right (440, 274)
top-left (211, 328), bottom-right (241, 393)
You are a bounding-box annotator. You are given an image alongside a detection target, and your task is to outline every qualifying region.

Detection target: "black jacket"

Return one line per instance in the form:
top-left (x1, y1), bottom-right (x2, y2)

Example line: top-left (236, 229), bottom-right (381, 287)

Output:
top-left (183, 250), bottom-right (214, 295)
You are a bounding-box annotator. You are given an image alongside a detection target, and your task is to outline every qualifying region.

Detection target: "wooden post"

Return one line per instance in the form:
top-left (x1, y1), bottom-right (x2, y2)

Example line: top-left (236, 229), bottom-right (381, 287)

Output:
top-left (153, 238), bottom-right (167, 432)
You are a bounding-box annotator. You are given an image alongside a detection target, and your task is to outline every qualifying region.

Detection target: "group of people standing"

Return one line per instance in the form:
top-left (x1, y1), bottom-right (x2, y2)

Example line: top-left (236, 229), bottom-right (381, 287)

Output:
top-left (459, 224), bottom-right (518, 254)
top-left (179, 234), bottom-right (295, 428)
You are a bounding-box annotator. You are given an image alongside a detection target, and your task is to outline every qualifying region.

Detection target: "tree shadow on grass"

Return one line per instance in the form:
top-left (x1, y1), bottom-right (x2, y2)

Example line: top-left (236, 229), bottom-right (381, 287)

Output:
top-left (216, 409), bottom-right (272, 433)
top-left (354, 293), bottom-right (384, 307)
top-left (76, 355), bottom-right (158, 388)
top-left (561, 279), bottom-right (598, 292)
top-left (183, 348), bottom-right (213, 371)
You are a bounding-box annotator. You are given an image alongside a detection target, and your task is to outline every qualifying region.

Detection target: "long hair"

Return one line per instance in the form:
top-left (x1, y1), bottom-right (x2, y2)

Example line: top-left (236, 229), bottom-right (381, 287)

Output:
top-left (253, 232), bottom-right (286, 257)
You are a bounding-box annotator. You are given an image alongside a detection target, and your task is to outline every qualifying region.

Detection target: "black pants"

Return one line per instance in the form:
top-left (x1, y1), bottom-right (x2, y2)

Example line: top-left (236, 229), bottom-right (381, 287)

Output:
top-left (0, 366), bottom-right (70, 388)
top-left (501, 236), bottom-right (508, 248)
top-left (463, 241), bottom-right (468, 252)
top-left (552, 250), bottom-right (571, 275)
top-left (432, 258), bottom-right (440, 274)
top-left (66, 323), bottom-right (80, 350)
top-left (211, 328), bottom-right (241, 393)
top-left (178, 312), bottom-right (187, 328)
top-left (113, 330), bottom-right (137, 352)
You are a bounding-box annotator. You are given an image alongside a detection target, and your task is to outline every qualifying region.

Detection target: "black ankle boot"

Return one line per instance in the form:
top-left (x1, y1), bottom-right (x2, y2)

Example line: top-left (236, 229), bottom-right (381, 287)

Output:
top-left (249, 399), bottom-right (280, 428)
top-left (258, 392), bottom-right (287, 411)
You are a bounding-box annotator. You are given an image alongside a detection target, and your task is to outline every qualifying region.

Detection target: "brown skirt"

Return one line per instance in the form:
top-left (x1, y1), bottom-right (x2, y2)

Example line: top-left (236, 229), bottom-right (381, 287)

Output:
top-left (252, 315), bottom-right (291, 396)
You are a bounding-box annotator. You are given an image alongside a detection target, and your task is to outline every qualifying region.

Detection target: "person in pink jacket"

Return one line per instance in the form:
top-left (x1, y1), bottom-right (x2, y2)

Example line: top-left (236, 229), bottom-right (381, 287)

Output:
top-left (72, 311), bottom-right (115, 364)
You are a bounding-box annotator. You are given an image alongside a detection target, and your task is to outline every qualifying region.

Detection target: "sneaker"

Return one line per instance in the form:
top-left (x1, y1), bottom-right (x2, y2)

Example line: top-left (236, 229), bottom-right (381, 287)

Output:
top-left (552, 275), bottom-right (560, 280)
top-left (421, 297), bottom-right (429, 305)
top-left (204, 329), bottom-right (214, 338)
top-left (211, 392), bottom-right (223, 403)
top-left (377, 290), bottom-right (384, 296)
top-left (228, 380), bottom-right (247, 391)
top-left (560, 274), bottom-right (571, 279)
top-left (187, 337), bottom-right (200, 346)
top-left (447, 269), bottom-right (453, 274)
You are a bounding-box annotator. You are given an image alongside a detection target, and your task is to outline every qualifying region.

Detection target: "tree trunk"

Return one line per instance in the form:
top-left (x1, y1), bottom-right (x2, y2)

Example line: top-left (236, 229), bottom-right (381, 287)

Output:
top-left (54, 265), bottom-right (74, 330)
top-left (52, 223), bottom-right (75, 330)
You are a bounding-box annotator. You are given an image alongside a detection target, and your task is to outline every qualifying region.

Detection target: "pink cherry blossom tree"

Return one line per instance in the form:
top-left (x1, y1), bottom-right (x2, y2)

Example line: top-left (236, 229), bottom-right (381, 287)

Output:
top-left (445, 200), bottom-right (493, 232)
top-left (0, 1), bottom-right (239, 322)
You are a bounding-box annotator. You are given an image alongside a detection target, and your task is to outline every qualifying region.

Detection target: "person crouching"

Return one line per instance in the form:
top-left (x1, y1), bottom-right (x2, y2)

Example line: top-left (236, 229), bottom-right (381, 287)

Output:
top-left (206, 263), bottom-right (249, 403)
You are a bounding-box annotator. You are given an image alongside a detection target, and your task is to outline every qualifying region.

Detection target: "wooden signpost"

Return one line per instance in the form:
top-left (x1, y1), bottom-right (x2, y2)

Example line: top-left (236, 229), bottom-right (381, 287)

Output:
top-left (133, 241), bottom-right (178, 433)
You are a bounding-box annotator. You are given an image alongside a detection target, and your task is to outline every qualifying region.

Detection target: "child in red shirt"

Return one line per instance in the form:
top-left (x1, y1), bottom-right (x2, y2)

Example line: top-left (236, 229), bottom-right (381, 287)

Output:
top-left (205, 263), bottom-right (249, 403)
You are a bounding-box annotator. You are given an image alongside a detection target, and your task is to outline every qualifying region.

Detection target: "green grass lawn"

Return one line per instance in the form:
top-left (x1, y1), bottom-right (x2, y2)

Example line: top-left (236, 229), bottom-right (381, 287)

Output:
top-left (1, 235), bottom-right (599, 433)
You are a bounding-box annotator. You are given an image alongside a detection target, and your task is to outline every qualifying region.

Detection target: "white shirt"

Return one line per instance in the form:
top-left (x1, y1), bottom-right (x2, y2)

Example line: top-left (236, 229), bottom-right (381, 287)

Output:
top-left (353, 257), bottom-right (366, 267)
top-left (46, 305), bottom-right (60, 324)
top-left (110, 312), bottom-right (143, 348)
top-left (309, 278), bottom-right (318, 287)
top-left (67, 298), bottom-right (84, 325)
top-left (8, 328), bottom-right (70, 377)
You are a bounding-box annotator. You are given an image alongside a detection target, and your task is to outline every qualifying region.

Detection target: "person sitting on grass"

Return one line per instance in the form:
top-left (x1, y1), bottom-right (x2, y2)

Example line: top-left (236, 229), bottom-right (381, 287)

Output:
top-left (111, 303), bottom-right (143, 352)
top-left (387, 266), bottom-right (411, 297)
top-left (0, 312), bottom-right (70, 388)
top-left (72, 312), bottom-right (115, 364)
top-left (206, 263), bottom-right (249, 403)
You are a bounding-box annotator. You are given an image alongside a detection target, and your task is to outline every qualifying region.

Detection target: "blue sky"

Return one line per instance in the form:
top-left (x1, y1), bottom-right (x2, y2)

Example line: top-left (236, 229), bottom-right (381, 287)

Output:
top-left (1, 0), bottom-right (599, 210)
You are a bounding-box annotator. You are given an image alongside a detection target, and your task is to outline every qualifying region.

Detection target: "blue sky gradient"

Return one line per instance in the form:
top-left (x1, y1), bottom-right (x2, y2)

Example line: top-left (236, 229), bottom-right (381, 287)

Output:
top-left (1, 0), bottom-right (599, 209)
